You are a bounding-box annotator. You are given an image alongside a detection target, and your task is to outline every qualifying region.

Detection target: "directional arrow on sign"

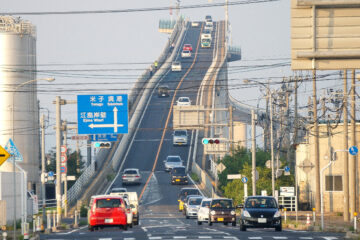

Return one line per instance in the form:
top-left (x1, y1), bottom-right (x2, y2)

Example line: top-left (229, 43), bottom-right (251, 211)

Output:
top-left (0, 146), bottom-right (10, 167)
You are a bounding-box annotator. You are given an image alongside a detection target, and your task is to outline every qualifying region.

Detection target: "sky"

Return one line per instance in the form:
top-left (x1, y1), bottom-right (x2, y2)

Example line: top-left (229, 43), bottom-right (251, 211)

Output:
top-left (1, 0), bottom-right (344, 154)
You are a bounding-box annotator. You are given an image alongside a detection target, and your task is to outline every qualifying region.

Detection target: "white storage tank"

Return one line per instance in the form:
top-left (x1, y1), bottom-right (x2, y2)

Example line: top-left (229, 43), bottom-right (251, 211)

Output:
top-left (0, 16), bottom-right (39, 193)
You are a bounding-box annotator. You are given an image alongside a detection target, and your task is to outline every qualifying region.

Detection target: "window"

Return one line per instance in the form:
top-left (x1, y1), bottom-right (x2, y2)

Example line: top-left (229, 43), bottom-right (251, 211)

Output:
top-left (325, 175), bottom-right (342, 191)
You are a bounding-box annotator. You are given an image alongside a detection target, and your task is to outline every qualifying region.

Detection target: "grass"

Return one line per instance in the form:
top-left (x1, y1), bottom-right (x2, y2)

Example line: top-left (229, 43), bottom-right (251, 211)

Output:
top-left (190, 173), bottom-right (200, 182)
top-left (107, 173), bottom-right (115, 182)
top-left (79, 220), bottom-right (88, 226)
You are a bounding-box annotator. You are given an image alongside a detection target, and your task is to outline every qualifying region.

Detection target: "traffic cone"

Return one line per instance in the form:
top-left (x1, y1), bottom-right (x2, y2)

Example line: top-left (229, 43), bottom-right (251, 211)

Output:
top-left (306, 213), bottom-right (311, 225)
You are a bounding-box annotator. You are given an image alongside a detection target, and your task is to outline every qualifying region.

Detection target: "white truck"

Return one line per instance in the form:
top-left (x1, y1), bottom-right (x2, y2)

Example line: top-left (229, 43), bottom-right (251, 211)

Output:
top-left (110, 192), bottom-right (139, 225)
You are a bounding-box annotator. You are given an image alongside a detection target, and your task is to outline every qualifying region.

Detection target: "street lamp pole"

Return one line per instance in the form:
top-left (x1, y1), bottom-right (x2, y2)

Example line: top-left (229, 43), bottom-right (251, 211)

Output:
top-left (11, 77), bottom-right (55, 239)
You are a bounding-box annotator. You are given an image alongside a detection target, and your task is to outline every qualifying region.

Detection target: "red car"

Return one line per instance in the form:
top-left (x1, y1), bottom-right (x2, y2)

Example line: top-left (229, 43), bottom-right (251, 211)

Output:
top-left (88, 196), bottom-right (128, 231)
top-left (183, 44), bottom-right (193, 52)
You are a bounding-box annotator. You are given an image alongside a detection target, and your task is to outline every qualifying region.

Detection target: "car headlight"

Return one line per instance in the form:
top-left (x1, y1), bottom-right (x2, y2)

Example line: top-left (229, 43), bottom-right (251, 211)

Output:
top-left (243, 210), bottom-right (251, 218)
top-left (231, 211), bottom-right (236, 215)
top-left (210, 210), bottom-right (216, 215)
top-left (273, 210), bottom-right (281, 218)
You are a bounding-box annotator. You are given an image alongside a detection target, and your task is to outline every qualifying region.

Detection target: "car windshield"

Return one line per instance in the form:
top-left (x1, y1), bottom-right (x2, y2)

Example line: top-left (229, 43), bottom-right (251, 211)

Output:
top-left (96, 198), bottom-right (121, 208)
top-left (179, 98), bottom-right (189, 102)
top-left (111, 188), bottom-right (126, 193)
top-left (189, 198), bottom-right (203, 205)
top-left (173, 62), bottom-right (180, 66)
top-left (183, 50), bottom-right (190, 53)
top-left (172, 168), bottom-right (185, 174)
top-left (211, 199), bottom-right (233, 209)
top-left (245, 198), bottom-right (277, 208)
top-left (179, 189), bottom-right (200, 199)
top-left (124, 170), bottom-right (137, 174)
top-left (174, 130), bottom-right (186, 136)
top-left (202, 201), bottom-right (211, 207)
top-left (185, 44), bottom-right (191, 47)
top-left (167, 156), bottom-right (181, 162)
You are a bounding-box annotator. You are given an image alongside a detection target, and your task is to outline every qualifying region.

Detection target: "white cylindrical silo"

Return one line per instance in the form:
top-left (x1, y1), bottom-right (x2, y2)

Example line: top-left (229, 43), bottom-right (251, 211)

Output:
top-left (0, 16), bottom-right (39, 193)
top-left (234, 121), bottom-right (247, 149)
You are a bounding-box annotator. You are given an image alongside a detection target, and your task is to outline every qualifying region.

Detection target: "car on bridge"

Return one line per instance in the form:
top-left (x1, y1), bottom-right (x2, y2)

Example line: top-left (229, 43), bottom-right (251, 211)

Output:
top-left (109, 187), bottom-right (127, 194)
top-left (181, 50), bottom-right (192, 58)
top-left (205, 15), bottom-right (212, 22)
top-left (88, 195), bottom-right (128, 231)
top-left (191, 21), bottom-right (200, 27)
top-left (184, 196), bottom-right (203, 219)
top-left (197, 198), bottom-right (212, 225)
top-left (164, 155), bottom-right (183, 171)
top-left (201, 30), bottom-right (212, 41)
top-left (239, 196), bottom-right (282, 231)
top-left (170, 166), bottom-right (188, 184)
top-left (121, 168), bottom-right (142, 186)
top-left (204, 23), bottom-right (213, 32)
top-left (172, 129), bottom-right (188, 146)
top-left (178, 187), bottom-right (201, 212)
top-left (171, 61), bottom-right (182, 72)
top-left (183, 44), bottom-right (193, 52)
top-left (158, 84), bottom-right (170, 97)
top-left (208, 198), bottom-right (236, 226)
top-left (176, 97), bottom-right (191, 106)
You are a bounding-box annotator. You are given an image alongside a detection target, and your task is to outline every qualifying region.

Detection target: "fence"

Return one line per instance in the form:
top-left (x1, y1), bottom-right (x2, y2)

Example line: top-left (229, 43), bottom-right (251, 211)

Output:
top-left (278, 196), bottom-right (297, 211)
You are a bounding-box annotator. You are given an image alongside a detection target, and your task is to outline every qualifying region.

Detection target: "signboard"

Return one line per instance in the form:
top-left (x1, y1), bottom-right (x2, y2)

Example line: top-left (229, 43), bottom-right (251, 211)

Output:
top-left (217, 163), bottom-right (226, 173)
top-left (5, 139), bottom-right (23, 162)
top-left (241, 177), bottom-right (248, 184)
top-left (291, 0), bottom-right (360, 70)
top-left (173, 105), bottom-right (205, 130)
top-left (349, 146), bottom-right (358, 156)
top-left (0, 146), bottom-right (10, 167)
top-left (60, 166), bottom-right (67, 174)
top-left (77, 94), bottom-right (128, 134)
top-left (90, 134), bottom-right (118, 142)
top-left (71, 135), bottom-right (89, 141)
top-left (280, 186), bottom-right (295, 197)
top-left (48, 171), bottom-right (54, 177)
top-left (227, 174), bottom-right (241, 180)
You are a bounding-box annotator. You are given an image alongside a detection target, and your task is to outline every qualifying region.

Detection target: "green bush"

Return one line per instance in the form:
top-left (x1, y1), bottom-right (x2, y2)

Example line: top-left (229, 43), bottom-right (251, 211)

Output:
top-left (190, 173), bottom-right (200, 182)
top-left (80, 205), bottom-right (88, 218)
top-left (107, 173), bottom-right (115, 182)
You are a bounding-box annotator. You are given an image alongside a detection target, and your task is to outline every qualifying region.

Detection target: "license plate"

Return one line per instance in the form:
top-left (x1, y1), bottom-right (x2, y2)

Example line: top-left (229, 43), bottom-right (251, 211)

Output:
top-left (105, 218), bottom-right (113, 223)
top-left (176, 179), bottom-right (180, 182)
top-left (258, 218), bottom-right (266, 223)
top-left (178, 143), bottom-right (182, 145)
top-left (217, 218), bottom-right (224, 221)
top-left (162, 94), bottom-right (165, 96)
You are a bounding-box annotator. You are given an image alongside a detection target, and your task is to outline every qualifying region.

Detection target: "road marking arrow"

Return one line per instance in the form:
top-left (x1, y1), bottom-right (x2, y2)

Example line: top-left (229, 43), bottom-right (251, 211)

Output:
top-left (0, 145), bottom-right (11, 167)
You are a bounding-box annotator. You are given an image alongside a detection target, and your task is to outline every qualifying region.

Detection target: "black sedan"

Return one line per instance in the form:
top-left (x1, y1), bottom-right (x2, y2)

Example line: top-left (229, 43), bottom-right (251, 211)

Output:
top-left (170, 166), bottom-right (188, 185)
top-left (239, 196), bottom-right (283, 231)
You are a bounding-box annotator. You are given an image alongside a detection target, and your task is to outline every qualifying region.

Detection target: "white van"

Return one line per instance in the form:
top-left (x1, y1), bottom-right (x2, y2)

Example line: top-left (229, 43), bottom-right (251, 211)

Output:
top-left (110, 192), bottom-right (139, 225)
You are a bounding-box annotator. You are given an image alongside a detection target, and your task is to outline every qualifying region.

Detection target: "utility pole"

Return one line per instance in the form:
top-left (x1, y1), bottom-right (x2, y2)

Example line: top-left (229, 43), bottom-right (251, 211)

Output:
top-left (55, 96), bottom-right (62, 225)
top-left (343, 70), bottom-right (350, 221)
top-left (40, 114), bottom-right (46, 230)
top-left (62, 121), bottom-right (68, 218)
top-left (229, 106), bottom-right (233, 154)
top-left (312, 69), bottom-right (321, 213)
top-left (270, 92), bottom-right (275, 196)
top-left (251, 109), bottom-right (256, 195)
top-left (350, 69), bottom-right (356, 215)
top-left (294, 74), bottom-right (299, 223)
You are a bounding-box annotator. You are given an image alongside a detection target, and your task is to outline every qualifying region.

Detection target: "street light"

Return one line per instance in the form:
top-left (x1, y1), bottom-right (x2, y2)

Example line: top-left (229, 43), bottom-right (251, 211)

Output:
top-left (11, 77), bottom-right (55, 239)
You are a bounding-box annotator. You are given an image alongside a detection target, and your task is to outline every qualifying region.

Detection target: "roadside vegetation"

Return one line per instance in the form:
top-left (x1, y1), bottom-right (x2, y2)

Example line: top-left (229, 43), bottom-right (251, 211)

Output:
top-left (218, 147), bottom-right (295, 205)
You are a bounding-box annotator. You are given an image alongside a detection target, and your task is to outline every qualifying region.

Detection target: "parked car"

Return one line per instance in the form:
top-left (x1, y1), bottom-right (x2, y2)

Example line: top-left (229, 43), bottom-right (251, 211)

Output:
top-left (197, 198), bottom-right (212, 225)
top-left (181, 50), bottom-right (192, 58)
top-left (158, 84), bottom-right (170, 97)
top-left (173, 129), bottom-right (188, 146)
top-left (208, 198), bottom-right (236, 226)
top-left (109, 187), bottom-right (127, 194)
top-left (178, 188), bottom-right (201, 212)
top-left (176, 97), bottom-right (191, 106)
top-left (88, 195), bottom-right (128, 231)
top-left (191, 21), bottom-right (200, 27)
top-left (239, 196), bottom-right (282, 231)
top-left (184, 196), bottom-right (204, 219)
top-left (164, 155), bottom-right (183, 171)
top-left (171, 166), bottom-right (188, 185)
top-left (171, 61), bottom-right (182, 72)
top-left (183, 44), bottom-right (193, 52)
top-left (121, 168), bottom-right (141, 186)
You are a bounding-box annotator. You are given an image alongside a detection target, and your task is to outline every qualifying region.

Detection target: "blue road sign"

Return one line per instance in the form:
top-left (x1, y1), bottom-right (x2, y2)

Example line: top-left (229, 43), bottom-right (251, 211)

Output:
top-left (5, 139), bottom-right (23, 162)
top-left (284, 166), bottom-right (290, 172)
top-left (48, 171), bottom-right (54, 177)
top-left (241, 177), bottom-right (248, 184)
top-left (60, 166), bottom-right (67, 173)
top-left (77, 94), bottom-right (128, 134)
top-left (90, 134), bottom-right (118, 142)
top-left (349, 146), bottom-right (358, 156)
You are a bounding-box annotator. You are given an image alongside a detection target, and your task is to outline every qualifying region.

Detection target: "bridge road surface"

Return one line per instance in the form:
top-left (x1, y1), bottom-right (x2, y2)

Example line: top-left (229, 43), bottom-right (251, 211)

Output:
top-left (40, 23), bottom-right (345, 240)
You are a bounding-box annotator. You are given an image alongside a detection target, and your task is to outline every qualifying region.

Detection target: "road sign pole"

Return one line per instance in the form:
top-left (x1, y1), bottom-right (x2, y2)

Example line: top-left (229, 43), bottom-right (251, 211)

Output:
top-left (244, 183), bottom-right (248, 200)
top-left (40, 115), bottom-right (46, 230)
top-left (251, 109), bottom-right (256, 196)
top-left (350, 70), bottom-right (356, 217)
top-left (55, 96), bottom-right (62, 225)
top-left (62, 121), bottom-right (68, 218)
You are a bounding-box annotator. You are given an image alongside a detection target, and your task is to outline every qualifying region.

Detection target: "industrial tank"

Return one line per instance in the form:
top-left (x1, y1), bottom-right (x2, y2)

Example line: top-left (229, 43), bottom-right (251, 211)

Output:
top-left (0, 16), bottom-right (39, 193)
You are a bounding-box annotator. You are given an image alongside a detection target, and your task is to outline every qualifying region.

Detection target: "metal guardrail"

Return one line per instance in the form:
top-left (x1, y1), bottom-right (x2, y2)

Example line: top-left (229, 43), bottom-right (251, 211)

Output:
top-left (278, 196), bottom-right (297, 211)
top-left (38, 199), bottom-right (57, 209)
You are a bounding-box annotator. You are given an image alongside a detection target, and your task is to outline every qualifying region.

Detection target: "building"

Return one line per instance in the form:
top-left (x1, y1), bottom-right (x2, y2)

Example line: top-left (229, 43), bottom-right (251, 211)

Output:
top-left (296, 123), bottom-right (360, 212)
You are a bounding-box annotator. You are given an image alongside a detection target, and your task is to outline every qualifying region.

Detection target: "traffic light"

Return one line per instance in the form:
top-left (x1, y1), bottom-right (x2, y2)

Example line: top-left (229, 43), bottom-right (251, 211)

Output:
top-left (93, 142), bottom-right (111, 148)
top-left (202, 138), bottom-right (220, 145)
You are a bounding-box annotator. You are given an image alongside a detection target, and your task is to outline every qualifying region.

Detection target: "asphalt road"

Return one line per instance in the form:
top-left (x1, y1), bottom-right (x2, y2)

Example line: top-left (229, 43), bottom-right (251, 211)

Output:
top-left (39, 23), bottom-right (345, 240)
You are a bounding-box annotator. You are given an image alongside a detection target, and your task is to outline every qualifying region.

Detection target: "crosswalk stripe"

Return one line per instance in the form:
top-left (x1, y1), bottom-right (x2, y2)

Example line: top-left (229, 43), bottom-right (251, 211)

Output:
top-left (322, 238), bottom-right (338, 240)
top-left (174, 237), bottom-right (187, 239)
top-left (199, 237), bottom-right (212, 239)
top-left (99, 239), bottom-right (112, 240)
top-left (299, 238), bottom-right (313, 239)
top-left (149, 237), bottom-right (162, 240)
top-left (249, 238), bottom-right (262, 240)
top-left (223, 237), bottom-right (239, 240)
top-left (273, 237), bottom-right (288, 239)
top-left (124, 238), bottom-right (135, 240)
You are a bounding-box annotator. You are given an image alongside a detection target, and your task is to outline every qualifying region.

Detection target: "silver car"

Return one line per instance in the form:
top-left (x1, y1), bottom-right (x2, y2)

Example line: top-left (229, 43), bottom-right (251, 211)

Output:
top-left (121, 168), bottom-right (141, 186)
top-left (185, 196), bottom-right (204, 219)
top-left (173, 130), bottom-right (188, 146)
top-left (164, 155), bottom-right (183, 171)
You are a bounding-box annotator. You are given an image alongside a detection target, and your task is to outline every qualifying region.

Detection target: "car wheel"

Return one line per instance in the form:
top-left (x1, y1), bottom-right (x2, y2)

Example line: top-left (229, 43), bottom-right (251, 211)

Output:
top-left (240, 223), bottom-right (246, 231)
top-left (129, 223), bottom-right (133, 228)
top-left (275, 225), bottom-right (282, 231)
top-left (208, 220), bottom-right (212, 226)
top-left (186, 214), bottom-right (189, 219)
top-left (88, 225), bottom-right (94, 232)
top-left (123, 224), bottom-right (127, 231)
top-left (197, 221), bottom-right (202, 225)
top-left (224, 222), bottom-right (228, 225)
top-left (232, 221), bottom-right (236, 227)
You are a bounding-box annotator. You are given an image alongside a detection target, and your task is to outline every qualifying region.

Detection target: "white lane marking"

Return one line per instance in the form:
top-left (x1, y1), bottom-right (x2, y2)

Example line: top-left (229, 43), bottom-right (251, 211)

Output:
top-left (322, 238), bottom-right (338, 240)
top-left (123, 231), bottom-right (133, 233)
top-left (174, 237), bottom-right (186, 239)
top-left (273, 237), bottom-right (288, 239)
top-left (56, 225), bottom-right (87, 235)
top-left (299, 238), bottom-right (313, 239)
top-left (99, 238), bottom-right (112, 240)
top-left (124, 238), bottom-right (135, 240)
top-left (149, 237), bottom-right (162, 240)
top-left (249, 237), bottom-right (262, 240)
top-left (224, 237), bottom-right (239, 240)
top-left (199, 236), bottom-right (212, 239)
